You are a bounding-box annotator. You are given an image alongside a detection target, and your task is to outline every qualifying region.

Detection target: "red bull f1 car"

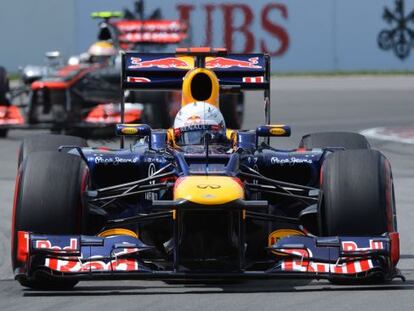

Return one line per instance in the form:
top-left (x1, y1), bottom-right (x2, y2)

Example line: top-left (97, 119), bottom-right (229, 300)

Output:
top-left (12, 48), bottom-right (403, 289)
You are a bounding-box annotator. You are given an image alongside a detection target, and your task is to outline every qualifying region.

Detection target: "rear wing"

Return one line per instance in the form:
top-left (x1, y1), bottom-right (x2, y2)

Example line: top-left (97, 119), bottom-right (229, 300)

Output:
top-left (113, 20), bottom-right (187, 48)
top-left (97, 19), bottom-right (187, 50)
top-left (121, 51), bottom-right (270, 91)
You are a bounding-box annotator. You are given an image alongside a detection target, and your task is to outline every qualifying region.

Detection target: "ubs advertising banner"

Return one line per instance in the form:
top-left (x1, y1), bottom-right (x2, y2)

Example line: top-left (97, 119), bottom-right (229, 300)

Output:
top-left (1, 0), bottom-right (414, 72)
top-left (139, 0), bottom-right (414, 72)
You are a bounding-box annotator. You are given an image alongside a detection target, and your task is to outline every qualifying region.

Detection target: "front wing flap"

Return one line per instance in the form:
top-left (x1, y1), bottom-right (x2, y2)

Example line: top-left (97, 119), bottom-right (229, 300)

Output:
top-left (269, 235), bottom-right (394, 276)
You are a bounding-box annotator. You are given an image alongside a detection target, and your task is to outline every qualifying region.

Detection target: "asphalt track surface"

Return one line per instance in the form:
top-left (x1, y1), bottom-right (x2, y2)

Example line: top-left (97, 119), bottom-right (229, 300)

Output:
top-left (1, 76), bottom-right (414, 310)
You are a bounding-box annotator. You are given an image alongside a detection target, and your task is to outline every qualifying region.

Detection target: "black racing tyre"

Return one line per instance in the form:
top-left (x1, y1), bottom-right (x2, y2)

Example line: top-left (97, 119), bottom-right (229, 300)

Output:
top-left (18, 134), bottom-right (88, 168)
top-left (12, 151), bottom-right (89, 289)
top-left (220, 93), bottom-right (244, 129)
top-left (319, 149), bottom-right (396, 236)
top-left (299, 132), bottom-right (370, 150)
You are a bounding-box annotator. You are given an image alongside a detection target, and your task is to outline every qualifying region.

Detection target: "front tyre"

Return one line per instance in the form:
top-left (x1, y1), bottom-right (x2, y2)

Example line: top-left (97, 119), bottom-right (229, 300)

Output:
top-left (319, 149), bottom-right (396, 284)
top-left (12, 152), bottom-right (89, 289)
top-left (319, 149), bottom-right (396, 236)
top-left (18, 134), bottom-right (88, 168)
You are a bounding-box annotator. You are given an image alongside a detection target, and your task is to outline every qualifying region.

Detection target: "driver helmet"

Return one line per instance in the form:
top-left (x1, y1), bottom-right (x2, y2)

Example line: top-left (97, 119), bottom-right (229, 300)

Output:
top-left (173, 102), bottom-right (227, 146)
top-left (88, 41), bottom-right (116, 63)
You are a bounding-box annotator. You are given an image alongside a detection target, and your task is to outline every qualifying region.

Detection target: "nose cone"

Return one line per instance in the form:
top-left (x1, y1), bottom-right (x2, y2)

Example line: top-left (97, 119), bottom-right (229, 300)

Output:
top-left (173, 176), bottom-right (244, 205)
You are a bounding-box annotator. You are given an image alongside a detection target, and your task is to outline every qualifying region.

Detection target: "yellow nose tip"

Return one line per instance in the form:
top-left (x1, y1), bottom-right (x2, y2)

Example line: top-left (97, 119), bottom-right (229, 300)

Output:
top-left (174, 176), bottom-right (244, 205)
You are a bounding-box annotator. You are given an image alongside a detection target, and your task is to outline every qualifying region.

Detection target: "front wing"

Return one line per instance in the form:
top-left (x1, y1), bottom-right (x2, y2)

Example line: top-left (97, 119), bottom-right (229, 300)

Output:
top-left (15, 231), bottom-right (402, 282)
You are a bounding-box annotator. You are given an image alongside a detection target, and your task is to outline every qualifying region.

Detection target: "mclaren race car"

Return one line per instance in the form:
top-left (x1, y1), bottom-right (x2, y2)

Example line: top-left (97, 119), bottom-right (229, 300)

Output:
top-left (0, 4), bottom-right (186, 138)
top-left (12, 48), bottom-right (402, 289)
top-left (0, 2), bottom-right (244, 138)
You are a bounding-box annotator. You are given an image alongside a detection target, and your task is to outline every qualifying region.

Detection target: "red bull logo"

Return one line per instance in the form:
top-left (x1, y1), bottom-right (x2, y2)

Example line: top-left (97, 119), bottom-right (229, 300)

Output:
top-left (281, 259), bottom-right (374, 274)
top-left (34, 238), bottom-right (78, 251)
top-left (185, 115), bottom-right (202, 124)
top-left (205, 57), bottom-right (261, 69)
top-left (128, 56), bottom-right (262, 70)
top-left (45, 258), bottom-right (139, 273)
top-left (342, 240), bottom-right (385, 252)
top-left (129, 57), bottom-right (192, 69)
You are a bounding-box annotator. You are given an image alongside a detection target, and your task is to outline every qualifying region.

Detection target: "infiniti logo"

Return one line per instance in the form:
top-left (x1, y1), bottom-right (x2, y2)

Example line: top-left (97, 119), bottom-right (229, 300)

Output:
top-left (196, 184), bottom-right (221, 189)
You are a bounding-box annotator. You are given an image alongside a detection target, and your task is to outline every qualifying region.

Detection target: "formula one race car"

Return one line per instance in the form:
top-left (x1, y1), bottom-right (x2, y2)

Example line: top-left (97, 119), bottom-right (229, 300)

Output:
top-left (1, 3), bottom-right (244, 138)
top-left (0, 5), bottom-right (187, 138)
top-left (12, 48), bottom-right (402, 289)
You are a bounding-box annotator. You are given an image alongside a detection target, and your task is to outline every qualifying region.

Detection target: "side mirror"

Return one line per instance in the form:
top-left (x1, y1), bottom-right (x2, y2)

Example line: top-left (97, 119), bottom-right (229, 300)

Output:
top-left (116, 123), bottom-right (151, 137)
top-left (256, 125), bottom-right (291, 137)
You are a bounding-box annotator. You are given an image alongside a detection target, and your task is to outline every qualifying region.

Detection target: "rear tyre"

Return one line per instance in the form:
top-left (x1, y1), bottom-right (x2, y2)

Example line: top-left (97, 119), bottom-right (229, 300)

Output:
top-left (18, 134), bottom-right (88, 168)
top-left (12, 152), bottom-right (89, 289)
top-left (300, 132), bottom-right (370, 150)
top-left (319, 149), bottom-right (395, 236)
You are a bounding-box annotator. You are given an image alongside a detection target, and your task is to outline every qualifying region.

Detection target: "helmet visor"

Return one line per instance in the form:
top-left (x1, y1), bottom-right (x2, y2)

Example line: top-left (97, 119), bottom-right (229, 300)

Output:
top-left (175, 126), bottom-right (227, 146)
